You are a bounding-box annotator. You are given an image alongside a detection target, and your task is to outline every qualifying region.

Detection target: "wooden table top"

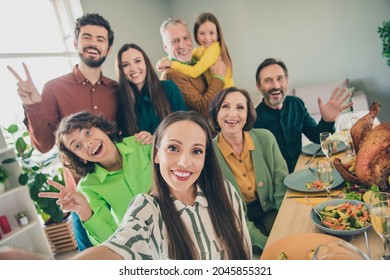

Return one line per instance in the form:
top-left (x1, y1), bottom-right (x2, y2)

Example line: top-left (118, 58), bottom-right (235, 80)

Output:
top-left (261, 151), bottom-right (383, 260)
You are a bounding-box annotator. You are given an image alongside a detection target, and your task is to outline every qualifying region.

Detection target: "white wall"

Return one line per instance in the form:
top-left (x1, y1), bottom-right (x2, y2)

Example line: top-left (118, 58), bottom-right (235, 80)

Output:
top-left (81, 0), bottom-right (390, 121)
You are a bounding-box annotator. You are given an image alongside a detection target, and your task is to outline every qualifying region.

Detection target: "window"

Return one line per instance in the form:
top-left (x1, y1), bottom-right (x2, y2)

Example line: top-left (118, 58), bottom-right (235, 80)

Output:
top-left (0, 0), bottom-right (82, 127)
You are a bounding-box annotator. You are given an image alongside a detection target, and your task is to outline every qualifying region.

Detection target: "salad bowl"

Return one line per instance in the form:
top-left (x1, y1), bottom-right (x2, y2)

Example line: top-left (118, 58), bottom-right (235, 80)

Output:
top-left (310, 199), bottom-right (371, 238)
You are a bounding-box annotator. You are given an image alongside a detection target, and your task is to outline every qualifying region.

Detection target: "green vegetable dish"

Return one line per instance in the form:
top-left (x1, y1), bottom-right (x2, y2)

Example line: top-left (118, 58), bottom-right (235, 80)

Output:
top-left (318, 201), bottom-right (370, 231)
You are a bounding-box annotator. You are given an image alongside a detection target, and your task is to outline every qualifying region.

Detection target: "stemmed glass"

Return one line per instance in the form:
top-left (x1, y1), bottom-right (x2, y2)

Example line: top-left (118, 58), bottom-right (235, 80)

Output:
top-left (368, 192), bottom-right (390, 260)
top-left (339, 117), bottom-right (355, 157)
top-left (316, 158), bottom-right (334, 199)
top-left (320, 132), bottom-right (336, 159)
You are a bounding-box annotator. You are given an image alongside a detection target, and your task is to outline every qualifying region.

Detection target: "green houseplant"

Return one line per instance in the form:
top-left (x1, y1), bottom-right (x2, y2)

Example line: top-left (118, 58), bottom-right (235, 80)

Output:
top-left (378, 20), bottom-right (390, 67)
top-left (0, 165), bottom-right (8, 184)
top-left (5, 123), bottom-right (66, 225)
top-left (0, 164), bottom-right (8, 194)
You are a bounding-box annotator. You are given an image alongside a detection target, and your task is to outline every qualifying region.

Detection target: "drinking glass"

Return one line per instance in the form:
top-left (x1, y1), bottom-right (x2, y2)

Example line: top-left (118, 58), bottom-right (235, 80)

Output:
top-left (368, 192), bottom-right (390, 260)
top-left (319, 132), bottom-right (336, 159)
top-left (312, 240), bottom-right (369, 260)
top-left (316, 158), bottom-right (334, 199)
top-left (339, 117), bottom-right (355, 157)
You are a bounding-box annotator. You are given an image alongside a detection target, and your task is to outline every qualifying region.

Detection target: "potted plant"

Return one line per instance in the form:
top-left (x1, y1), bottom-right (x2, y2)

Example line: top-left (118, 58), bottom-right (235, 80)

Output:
top-left (5, 123), bottom-right (67, 225)
top-left (0, 165), bottom-right (8, 194)
top-left (378, 20), bottom-right (390, 66)
top-left (15, 211), bottom-right (29, 226)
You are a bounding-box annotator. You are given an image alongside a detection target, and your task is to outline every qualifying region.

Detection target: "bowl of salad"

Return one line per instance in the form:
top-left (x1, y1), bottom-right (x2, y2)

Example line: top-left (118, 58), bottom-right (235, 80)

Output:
top-left (310, 199), bottom-right (371, 238)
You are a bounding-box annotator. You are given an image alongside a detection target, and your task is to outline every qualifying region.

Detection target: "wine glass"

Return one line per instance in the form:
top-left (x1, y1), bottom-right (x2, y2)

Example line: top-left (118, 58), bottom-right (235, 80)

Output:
top-left (339, 117), bottom-right (355, 157)
top-left (319, 132), bottom-right (336, 159)
top-left (368, 192), bottom-right (390, 260)
top-left (312, 240), bottom-right (369, 260)
top-left (316, 158), bottom-right (334, 199)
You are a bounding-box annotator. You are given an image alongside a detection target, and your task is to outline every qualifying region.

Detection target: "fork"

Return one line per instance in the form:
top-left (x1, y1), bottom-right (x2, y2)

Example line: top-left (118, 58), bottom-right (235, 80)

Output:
top-left (305, 148), bottom-right (321, 172)
top-left (304, 196), bottom-right (323, 221)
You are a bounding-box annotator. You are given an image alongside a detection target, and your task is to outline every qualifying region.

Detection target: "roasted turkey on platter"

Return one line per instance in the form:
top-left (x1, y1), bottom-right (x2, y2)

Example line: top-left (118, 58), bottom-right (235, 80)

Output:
top-left (333, 102), bottom-right (390, 192)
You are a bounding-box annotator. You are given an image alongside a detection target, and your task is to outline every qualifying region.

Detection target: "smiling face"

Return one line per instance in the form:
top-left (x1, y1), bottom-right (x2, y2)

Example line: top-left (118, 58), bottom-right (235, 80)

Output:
top-left (162, 23), bottom-right (193, 63)
top-left (75, 24), bottom-right (111, 68)
top-left (196, 20), bottom-right (218, 48)
top-left (154, 120), bottom-right (206, 201)
top-left (121, 48), bottom-right (147, 91)
top-left (62, 127), bottom-right (117, 168)
top-left (257, 64), bottom-right (289, 109)
top-left (217, 91), bottom-right (248, 136)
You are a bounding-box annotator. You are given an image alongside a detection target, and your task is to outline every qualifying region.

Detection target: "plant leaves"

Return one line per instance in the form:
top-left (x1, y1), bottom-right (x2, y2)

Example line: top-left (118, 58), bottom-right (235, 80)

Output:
top-left (2, 158), bottom-right (16, 164)
top-left (6, 124), bottom-right (19, 134)
top-left (15, 137), bottom-right (27, 156)
top-left (18, 173), bottom-right (29, 185)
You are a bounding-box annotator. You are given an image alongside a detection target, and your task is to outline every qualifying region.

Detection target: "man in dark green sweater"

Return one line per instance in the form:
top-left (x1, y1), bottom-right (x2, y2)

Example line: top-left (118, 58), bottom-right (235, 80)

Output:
top-left (253, 58), bottom-right (352, 173)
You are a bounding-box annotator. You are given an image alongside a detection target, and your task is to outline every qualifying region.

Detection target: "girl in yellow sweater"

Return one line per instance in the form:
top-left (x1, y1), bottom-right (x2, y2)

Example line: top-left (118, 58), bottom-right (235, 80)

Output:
top-left (157, 12), bottom-right (234, 88)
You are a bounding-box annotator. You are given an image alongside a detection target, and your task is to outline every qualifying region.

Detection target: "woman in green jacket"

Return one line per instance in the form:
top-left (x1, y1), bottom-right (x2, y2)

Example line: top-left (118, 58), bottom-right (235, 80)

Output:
top-left (208, 87), bottom-right (288, 254)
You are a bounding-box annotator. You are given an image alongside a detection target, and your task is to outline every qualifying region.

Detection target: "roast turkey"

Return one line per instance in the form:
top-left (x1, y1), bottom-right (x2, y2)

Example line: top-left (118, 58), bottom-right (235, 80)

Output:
top-left (333, 102), bottom-right (390, 191)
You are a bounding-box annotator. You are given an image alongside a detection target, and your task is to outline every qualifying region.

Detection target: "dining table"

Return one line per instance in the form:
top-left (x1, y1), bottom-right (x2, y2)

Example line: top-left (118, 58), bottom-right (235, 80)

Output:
top-left (260, 148), bottom-right (383, 260)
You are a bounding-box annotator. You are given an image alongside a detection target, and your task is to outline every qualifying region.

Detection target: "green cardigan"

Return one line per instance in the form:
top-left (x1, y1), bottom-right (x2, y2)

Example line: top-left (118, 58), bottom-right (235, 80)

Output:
top-left (213, 129), bottom-right (288, 249)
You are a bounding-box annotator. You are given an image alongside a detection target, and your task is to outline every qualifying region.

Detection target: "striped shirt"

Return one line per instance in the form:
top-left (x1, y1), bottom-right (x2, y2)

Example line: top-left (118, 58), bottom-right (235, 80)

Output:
top-left (103, 182), bottom-right (252, 260)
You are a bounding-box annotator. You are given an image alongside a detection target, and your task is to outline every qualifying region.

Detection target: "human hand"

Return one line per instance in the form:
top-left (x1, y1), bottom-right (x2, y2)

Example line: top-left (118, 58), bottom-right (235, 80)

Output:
top-left (318, 87), bottom-right (353, 122)
top-left (135, 131), bottom-right (154, 145)
top-left (0, 246), bottom-right (45, 260)
top-left (156, 58), bottom-right (172, 72)
top-left (210, 57), bottom-right (227, 77)
top-left (39, 179), bottom-right (92, 222)
top-left (7, 62), bottom-right (42, 105)
top-left (63, 167), bottom-right (79, 192)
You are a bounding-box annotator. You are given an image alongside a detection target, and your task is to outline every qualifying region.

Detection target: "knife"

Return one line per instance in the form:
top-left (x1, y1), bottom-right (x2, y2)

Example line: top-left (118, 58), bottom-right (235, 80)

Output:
top-left (304, 147), bottom-right (322, 166)
top-left (285, 195), bottom-right (343, 199)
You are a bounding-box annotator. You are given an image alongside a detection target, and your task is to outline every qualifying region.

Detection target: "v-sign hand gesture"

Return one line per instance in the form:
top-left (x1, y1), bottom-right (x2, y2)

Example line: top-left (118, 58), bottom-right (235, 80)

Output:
top-left (39, 179), bottom-right (93, 222)
top-left (7, 62), bottom-right (42, 105)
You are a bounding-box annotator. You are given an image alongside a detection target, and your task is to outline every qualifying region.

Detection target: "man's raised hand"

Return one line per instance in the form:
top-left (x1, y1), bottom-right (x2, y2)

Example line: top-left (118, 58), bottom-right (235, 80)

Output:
top-left (7, 62), bottom-right (42, 104)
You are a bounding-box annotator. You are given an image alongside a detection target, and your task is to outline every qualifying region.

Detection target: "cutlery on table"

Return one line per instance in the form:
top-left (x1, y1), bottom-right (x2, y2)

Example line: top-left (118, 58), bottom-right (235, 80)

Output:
top-left (304, 147), bottom-right (322, 169)
top-left (364, 231), bottom-right (371, 259)
top-left (304, 196), bottom-right (323, 221)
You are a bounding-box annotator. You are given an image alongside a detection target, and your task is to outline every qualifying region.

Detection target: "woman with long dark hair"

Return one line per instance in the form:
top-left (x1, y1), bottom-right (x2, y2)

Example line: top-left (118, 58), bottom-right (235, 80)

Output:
top-left (116, 43), bottom-right (187, 143)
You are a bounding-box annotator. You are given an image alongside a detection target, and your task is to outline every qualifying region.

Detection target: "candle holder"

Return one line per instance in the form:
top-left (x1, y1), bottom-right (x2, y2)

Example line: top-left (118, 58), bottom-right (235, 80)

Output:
top-left (0, 215), bottom-right (12, 234)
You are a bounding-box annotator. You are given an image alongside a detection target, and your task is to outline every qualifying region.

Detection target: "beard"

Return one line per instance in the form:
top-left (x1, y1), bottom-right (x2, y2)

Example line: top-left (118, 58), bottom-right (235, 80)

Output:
top-left (78, 47), bottom-right (107, 68)
top-left (264, 88), bottom-right (285, 106)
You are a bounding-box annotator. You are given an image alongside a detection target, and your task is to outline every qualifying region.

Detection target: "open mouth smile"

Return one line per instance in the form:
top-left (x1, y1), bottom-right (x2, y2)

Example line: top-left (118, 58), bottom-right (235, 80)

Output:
top-left (91, 142), bottom-right (103, 156)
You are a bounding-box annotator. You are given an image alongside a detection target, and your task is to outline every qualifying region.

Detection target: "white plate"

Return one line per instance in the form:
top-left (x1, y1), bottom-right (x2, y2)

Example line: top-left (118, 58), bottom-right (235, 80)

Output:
top-left (302, 142), bottom-right (346, 156)
top-left (283, 168), bottom-right (344, 193)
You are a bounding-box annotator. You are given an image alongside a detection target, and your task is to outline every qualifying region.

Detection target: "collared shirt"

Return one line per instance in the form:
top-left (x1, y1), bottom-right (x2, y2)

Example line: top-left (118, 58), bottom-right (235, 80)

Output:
top-left (133, 80), bottom-right (187, 134)
top-left (79, 136), bottom-right (152, 245)
top-left (217, 132), bottom-right (256, 203)
top-left (24, 65), bottom-right (118, 153)
top-left (104, 182), bottom-right (252, 260)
